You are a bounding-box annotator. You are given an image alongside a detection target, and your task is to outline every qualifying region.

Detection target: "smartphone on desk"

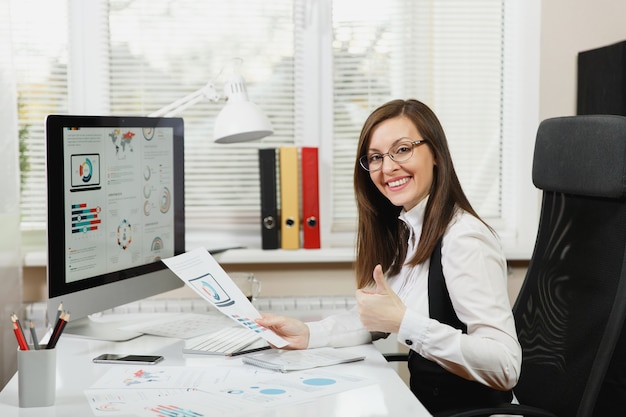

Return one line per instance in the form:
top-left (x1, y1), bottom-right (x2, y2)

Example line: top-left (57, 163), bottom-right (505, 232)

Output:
top-left (93, 353), bottom-right (164, 365)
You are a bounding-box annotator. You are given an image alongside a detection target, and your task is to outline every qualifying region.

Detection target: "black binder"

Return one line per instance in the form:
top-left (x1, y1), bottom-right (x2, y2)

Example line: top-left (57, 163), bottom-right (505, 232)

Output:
top-left (258, 148), bottom-right (279, 249)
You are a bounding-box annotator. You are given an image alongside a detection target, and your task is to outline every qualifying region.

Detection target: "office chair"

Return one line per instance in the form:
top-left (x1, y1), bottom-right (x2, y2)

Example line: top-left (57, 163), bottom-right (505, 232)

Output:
top-left (387, 115), bottom-right (626, 416)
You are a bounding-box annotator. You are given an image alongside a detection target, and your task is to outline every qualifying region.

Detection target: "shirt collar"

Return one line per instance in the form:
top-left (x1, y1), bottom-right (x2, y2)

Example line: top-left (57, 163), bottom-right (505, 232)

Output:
top-left (398, 196), bottom-right (429, 246)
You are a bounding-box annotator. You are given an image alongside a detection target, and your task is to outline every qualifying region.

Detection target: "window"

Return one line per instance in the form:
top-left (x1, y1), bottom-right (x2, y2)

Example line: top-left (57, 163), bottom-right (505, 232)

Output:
top-left (15, 0), bottom-right (540, 258)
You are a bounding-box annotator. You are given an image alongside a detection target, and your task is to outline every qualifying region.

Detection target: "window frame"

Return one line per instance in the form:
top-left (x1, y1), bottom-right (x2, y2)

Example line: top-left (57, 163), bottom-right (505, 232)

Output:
top-left (20, 0), bottom-right (541, 260)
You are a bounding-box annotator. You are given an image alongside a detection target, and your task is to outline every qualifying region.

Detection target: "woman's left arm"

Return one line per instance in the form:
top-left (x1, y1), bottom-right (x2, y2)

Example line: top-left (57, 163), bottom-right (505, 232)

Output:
top-left (399, 217), bottom-right (522, 391)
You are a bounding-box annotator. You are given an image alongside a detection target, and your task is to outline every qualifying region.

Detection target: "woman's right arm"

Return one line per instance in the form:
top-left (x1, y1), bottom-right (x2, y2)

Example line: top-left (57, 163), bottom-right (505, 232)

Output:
top-left (255, 313), bottom-right (310, 349)
top-left (257, 310), bottom-right (373, 350)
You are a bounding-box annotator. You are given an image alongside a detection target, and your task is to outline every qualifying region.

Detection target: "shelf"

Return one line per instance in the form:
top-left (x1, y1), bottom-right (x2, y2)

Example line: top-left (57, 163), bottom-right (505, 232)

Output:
top-left (212, 248), bottom-right (355, 264)
top-left (23, 247), bottom-right (356, 268)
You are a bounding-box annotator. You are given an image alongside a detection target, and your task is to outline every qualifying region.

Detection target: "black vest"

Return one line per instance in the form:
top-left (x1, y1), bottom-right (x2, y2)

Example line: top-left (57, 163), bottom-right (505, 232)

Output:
top-left (407, 238), bottom-right (513, 414)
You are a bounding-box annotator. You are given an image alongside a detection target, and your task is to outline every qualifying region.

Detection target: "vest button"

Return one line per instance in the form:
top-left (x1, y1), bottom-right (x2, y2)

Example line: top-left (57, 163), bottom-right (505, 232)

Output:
top-left (405, 339), bottom-right (413, 345)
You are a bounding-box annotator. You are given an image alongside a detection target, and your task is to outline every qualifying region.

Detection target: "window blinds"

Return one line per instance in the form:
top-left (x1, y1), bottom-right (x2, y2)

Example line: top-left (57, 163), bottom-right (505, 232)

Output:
top-left (331, 0), bottom-right (504, 231)
top-left (11, 0), bottom-right (68, 228)
top-left (14, 0), bottom-right (534, 254)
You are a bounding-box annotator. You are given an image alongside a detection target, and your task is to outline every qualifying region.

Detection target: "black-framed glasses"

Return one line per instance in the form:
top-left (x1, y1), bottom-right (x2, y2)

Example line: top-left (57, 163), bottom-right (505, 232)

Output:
top-left (359, 139), bottom-right (427, 172)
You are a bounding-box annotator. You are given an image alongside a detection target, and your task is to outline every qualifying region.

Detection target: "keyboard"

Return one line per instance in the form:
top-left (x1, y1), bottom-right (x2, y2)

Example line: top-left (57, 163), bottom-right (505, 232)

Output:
top-left (183, 326), bottom-right (270, 356)
top-left (121, 313), bottom-right (232, 339)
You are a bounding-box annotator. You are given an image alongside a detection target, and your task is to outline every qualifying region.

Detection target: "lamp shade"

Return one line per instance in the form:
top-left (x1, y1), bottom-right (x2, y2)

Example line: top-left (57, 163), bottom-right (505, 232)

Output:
top-left (213, 72), bottom-right (274, 144)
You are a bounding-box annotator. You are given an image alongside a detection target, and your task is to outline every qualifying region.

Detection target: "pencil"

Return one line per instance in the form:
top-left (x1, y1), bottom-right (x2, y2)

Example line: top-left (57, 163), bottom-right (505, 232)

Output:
top-left (59, 312), bottom-right (69, 335)
top-left (47, 312), bottom-right (70, 349)
top-left (11, 314), bottom-right (29, 350)
top-left (13, 322), bottom-right (29, 351)
top-left (29, 321), bottom-right (40, 350)
top-left (11, 314), bottom-right (23, 333)
top-left (55, 302), bottom-right (63, 322)
top-left (46, 312), bottom-right (64, 349)
top-left (230, 345), bottom-right (272, 357)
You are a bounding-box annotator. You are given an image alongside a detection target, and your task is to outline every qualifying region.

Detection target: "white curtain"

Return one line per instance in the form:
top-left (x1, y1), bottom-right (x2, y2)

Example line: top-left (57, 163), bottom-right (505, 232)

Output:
top-left (0, 0), bottom-right (23, 389)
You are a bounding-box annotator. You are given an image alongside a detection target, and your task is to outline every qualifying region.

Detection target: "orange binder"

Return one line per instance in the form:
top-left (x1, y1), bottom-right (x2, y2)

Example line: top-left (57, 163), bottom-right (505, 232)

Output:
top-left (279, 146), bottom-right (300, 249)
top-left (301, 147), bottom-right (320, 248)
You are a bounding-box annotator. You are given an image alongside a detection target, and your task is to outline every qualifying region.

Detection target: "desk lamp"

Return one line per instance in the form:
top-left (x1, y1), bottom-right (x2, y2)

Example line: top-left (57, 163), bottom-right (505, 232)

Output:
top-left (149, 59), bottom-right (273, 143)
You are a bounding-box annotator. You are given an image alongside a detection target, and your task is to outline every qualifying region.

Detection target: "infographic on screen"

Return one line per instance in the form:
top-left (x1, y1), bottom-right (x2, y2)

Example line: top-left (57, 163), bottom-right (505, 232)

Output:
top-left (70, 154), bottom-right (100, 189)
top-left (63, 126), bottom-right (176, 283)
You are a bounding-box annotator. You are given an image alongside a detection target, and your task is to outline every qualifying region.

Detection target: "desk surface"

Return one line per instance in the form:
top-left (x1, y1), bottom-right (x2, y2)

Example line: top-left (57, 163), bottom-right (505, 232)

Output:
top-left (0, 329), bottom-right (430, 417)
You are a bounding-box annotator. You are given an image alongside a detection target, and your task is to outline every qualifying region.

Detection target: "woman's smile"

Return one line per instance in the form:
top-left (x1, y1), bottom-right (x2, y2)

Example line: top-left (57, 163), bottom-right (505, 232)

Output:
top-left (387, 176), bottom-right (411, 189)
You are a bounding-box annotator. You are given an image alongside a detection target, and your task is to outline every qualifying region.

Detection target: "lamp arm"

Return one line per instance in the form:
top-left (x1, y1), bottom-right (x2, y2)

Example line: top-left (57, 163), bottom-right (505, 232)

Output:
top-left (148, 81), bottom-right (222, 117)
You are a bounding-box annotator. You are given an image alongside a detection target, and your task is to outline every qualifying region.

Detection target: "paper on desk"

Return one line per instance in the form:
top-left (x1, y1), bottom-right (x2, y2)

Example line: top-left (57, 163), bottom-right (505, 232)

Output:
top-left (85, 364), bottom-right (375, 416)
top-left (162, 247), bottom-right (288, 348)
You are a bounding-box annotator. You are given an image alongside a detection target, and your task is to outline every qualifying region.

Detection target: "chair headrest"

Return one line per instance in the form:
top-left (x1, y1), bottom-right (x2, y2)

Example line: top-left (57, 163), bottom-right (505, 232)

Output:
top-left (532, 115), bottom-right (626, 198)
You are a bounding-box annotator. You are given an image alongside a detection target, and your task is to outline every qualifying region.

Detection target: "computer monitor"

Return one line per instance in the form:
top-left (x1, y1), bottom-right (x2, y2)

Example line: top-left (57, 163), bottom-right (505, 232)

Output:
top-left (45, 115), bottom-right (185, 341)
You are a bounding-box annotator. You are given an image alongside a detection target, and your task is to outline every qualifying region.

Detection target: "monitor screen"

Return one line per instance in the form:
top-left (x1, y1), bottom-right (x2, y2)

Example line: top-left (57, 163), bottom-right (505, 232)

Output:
top-left (45, 115), bottom-right (185, 341)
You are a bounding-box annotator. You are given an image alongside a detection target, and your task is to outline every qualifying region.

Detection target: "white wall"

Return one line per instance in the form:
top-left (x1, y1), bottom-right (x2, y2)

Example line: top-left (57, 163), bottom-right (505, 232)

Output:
top-left (0, 0), bottom-right (23, 389)
top-left (539, 0), bottom-right (626, 120)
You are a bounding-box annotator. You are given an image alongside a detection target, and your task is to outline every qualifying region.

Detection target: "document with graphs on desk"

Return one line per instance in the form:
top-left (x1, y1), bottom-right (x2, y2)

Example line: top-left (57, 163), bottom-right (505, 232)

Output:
top-left (85, 361), bottom-right (376, 416)
top-left (162, 247), bottom-right (288, 348)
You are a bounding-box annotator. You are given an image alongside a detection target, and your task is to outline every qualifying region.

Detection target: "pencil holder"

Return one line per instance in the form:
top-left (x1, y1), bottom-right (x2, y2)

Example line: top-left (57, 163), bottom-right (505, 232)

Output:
top-left (17, 345), bottom-right (56, 407)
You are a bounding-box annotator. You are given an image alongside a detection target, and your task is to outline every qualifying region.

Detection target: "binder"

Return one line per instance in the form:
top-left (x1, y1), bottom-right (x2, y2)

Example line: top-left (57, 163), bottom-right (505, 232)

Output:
top-left (279, 146), bottom-right (300, 249)
top-left (301, 147), bottom-right (321, 248)
top-left (258, 148), bottom-right (279, 249)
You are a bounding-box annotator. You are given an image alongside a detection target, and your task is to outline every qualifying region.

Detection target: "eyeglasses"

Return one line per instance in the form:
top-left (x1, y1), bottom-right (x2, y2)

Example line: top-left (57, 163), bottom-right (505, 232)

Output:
top-left (359, 139), bottom-right (427, 172)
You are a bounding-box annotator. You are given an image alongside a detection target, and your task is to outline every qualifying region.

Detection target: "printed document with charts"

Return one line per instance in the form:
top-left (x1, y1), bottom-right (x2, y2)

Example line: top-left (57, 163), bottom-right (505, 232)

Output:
top-left (162, 247), bottom-right (288, 348)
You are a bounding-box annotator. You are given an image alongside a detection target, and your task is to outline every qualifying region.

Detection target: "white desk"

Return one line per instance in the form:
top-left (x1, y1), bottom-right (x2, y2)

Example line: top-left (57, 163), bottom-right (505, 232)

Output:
top-left (0, 330), bottom-right (430, 416)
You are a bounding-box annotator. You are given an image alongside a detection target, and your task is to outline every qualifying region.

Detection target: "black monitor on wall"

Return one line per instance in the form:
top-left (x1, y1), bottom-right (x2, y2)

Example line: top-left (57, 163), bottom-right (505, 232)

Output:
top-left (45, 115), bottom-right (185, 341)
top-left (577, 40), bottom-right (626, 116)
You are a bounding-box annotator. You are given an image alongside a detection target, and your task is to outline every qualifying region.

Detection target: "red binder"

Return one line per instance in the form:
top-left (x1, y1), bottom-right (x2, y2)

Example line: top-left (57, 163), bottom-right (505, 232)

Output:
top-left (301, 147), bottom-right (321, 249)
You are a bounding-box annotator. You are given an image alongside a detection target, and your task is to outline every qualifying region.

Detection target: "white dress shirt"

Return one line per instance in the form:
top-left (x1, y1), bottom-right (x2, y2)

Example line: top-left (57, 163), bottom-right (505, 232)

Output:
top-left (307, 198), bottom-right (522, 391)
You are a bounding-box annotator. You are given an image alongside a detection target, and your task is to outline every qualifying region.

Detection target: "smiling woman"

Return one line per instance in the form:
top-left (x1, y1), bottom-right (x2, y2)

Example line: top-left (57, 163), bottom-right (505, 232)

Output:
top-left (256, 98), bottom-right (521, 414)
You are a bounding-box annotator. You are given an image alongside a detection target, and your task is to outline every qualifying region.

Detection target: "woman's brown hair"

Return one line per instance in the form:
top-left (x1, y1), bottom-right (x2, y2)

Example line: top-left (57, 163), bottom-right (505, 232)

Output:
top-left (353, 99), bottom-right (487, 289)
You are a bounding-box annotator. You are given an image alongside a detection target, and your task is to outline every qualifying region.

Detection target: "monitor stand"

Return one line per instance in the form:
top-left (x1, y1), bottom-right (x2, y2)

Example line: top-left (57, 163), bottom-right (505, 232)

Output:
top-left (62, 316), bottom-right (143, 342)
